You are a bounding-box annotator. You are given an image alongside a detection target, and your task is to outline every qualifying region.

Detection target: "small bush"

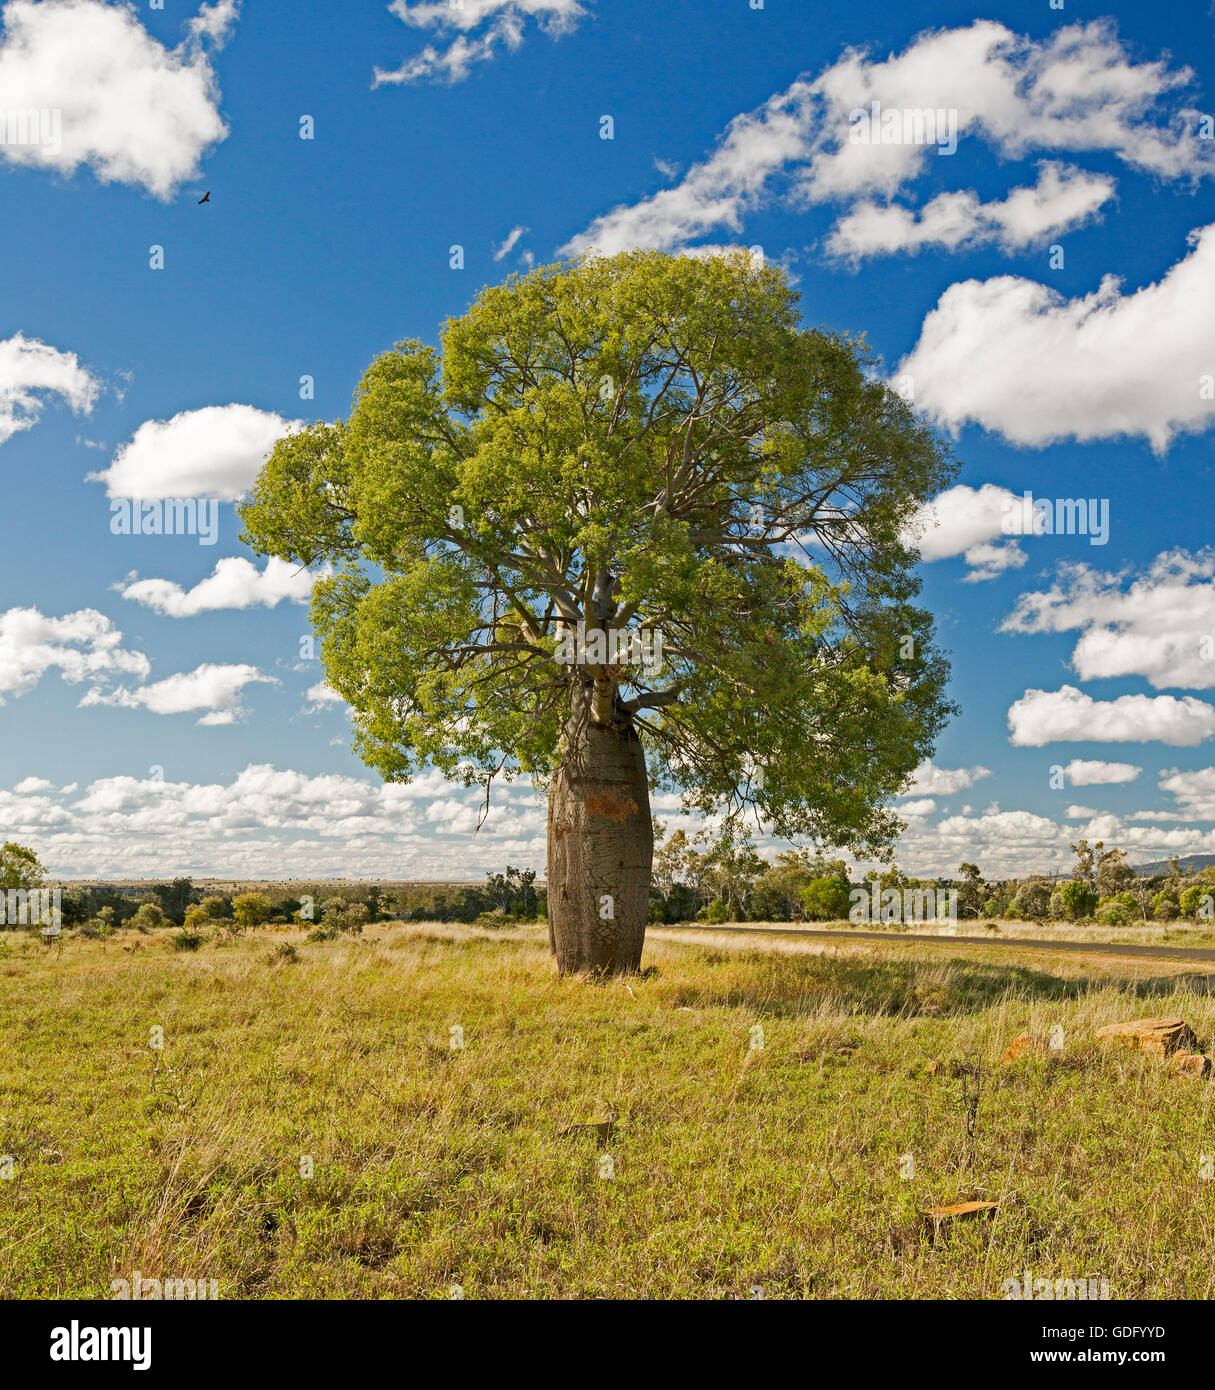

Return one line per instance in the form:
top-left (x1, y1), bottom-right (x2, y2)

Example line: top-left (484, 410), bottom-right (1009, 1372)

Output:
top-left (319, 900), bottom-right (369, 935)
top-left (168, 927), bottom-right (204, 952)
top-left (131, 902), bottom-right (166, 933)
top-left (1095, 892), bottom-right (1137, 927)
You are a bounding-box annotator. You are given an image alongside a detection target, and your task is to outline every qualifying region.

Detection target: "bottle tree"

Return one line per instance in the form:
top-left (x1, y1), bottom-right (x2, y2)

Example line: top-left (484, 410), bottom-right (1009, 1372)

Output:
top-left (239, 250), bottom-right (957, 974)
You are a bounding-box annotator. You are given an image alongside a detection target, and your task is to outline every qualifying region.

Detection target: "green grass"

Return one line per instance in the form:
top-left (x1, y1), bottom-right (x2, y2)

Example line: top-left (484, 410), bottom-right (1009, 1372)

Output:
top-left (3, 922), bottom-right (1215, 1299)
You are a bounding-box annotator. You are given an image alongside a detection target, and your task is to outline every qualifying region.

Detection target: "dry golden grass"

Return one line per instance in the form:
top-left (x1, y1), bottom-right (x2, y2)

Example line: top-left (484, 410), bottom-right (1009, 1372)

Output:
top-left (2, 921), bottom-right (1214, 1299)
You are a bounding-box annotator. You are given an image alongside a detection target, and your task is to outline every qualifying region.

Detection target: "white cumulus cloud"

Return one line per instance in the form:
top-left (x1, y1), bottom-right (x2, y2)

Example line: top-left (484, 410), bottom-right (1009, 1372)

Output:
top-left (903, 760), bottom-right (993, 796)
top-left (80, 662), bottom-right (276, 725)
top-left (304, 681), bottom-right (345, 712)
top-left (13, 775), bottom-right (53, 793)
top-left (563, 20), bottom-right (1209, 260)
top-left (0, 606), bottom-right (148, 702)
top-left (1062, 758), bottom-right (1141, 785)
top-left (828, 162), bottom-right (1115, 260)
top-left (1002, 551), bottom-right (1215, 689)
top-left (0, 0), bottom-right (235, 198)
top-left (899, 223), bottom-right (1215, 452)
top-left (905, 483), bottom-right (1029, 581)
top-left (1158, 767), bottom-right (1215, 821)
top-left (1008, 685), bottom-right (1215, 747)
top-left (88, 404), bottom-right (298, 501)
top-left (14, 764), bottom-right (548, 879)
top-left (0, 332), bottom-right (98, 446)
top-left (116, 556), bottom-right (323, 617)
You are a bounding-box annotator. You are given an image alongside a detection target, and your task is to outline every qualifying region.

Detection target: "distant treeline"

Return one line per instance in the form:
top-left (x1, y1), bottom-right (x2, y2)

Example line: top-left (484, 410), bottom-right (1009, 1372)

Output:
top-left (43, 867), bottom-right (546, 931)
top-left (9, 832), bottom-right (1215, 938)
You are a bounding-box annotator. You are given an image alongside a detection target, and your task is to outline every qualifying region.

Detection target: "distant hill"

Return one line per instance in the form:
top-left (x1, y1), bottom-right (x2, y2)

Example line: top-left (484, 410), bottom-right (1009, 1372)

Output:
top-left (1133, 855), bottom-right (1215, 877)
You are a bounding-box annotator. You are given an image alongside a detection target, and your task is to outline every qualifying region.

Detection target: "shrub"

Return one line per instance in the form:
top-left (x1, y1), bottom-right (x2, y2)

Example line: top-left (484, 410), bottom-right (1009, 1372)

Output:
top-left (647, 893), bottom-right (673, 924)
top-left (1017, 878), bottom-right (1052, 920)
top-left (1179, 885), bottom-right (1214, 921)
top-left (232, 893), bottom-right (272, 930)
top-left (320, 898), bottom-right (369, 935)
top-left (799, 877), bottom-right (852, 922)
top-left (58, 886), bottom-right (93, 930)
top-left (131, 902), bottom-right (166, 932)
top-left (338, 902), bottom-right (370, 934)
top-left (484, 866), bottom-right (539, 919)
top-left (168, 927), bottom-right (204, 952)
top-left (1151, 891), bottom-right (1178, 922)
top-left (1095, 892), bottom-right (1137, 927)
top-left (1059, 879), bottom-right (1098, 921)
top-left (696, 898), bottom-right (730, 924)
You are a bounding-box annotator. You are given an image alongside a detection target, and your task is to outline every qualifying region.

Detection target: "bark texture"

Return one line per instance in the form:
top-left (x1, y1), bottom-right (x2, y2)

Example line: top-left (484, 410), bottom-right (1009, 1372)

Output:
top-left (547, 683), bottom-right (653, 975)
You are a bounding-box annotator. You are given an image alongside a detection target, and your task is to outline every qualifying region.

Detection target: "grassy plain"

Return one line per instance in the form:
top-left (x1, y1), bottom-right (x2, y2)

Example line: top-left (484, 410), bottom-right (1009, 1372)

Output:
top-left (3, 921), bottom-right (1214, 1299)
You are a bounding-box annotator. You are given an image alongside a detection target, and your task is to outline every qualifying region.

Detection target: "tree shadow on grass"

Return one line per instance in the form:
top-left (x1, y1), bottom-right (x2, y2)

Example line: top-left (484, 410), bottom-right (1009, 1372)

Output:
top-left (659, 949), bottom-right (1209, 1019)
top-left (1132, 972), bottom-right (1215, 999)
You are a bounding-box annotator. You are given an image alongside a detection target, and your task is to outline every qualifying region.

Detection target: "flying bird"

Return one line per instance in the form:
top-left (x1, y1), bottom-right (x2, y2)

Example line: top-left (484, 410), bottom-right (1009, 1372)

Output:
top-left (198, 192), bottom-right (210, 204)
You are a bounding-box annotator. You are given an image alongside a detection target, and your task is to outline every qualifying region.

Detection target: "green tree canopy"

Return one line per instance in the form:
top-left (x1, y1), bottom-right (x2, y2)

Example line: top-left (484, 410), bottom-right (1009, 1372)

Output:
top-left (0, 841), bottom-right (45, 891)
top-left (240, 250), bottom-right (957, 971)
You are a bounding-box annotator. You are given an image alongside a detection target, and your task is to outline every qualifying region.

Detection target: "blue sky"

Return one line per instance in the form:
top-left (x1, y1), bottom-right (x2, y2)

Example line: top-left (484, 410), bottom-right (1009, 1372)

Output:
top-left (3, 0), bottom-right (1215, 880)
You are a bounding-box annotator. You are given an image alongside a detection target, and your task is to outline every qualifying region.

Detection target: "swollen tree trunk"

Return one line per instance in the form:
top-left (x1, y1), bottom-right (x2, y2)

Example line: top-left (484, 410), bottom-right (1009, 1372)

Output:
top-left (547, 681), bottom-right (653, 975)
